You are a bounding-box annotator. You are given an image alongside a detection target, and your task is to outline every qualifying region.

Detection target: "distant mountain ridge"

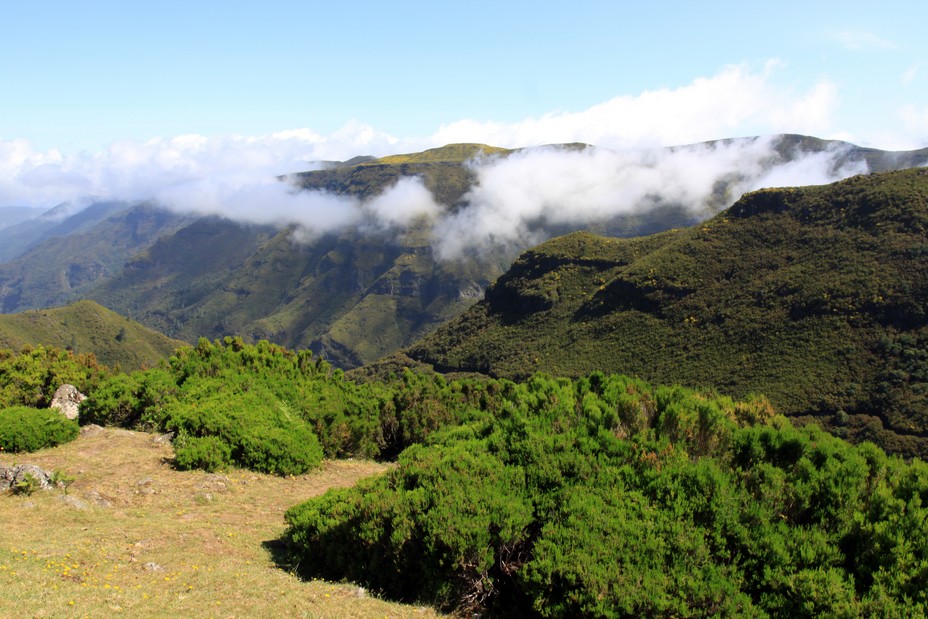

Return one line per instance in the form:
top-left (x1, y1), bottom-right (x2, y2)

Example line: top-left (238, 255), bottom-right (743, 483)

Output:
top-left (0, 135), bottom-right (925, 369)
top-left (0, 206), bottom-right (46, 232)
top-left (394, 167), bottom-right (928, 458)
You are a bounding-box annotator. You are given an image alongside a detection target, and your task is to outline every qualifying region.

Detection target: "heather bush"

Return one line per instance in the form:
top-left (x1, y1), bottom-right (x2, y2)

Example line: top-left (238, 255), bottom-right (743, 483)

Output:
top-left (0, 405), bottom-right (79, 452)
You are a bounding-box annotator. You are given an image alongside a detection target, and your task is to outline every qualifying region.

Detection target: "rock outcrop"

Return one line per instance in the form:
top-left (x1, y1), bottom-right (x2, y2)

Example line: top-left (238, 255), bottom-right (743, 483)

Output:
top-left (0, 464), bottom-right (53, 493)
top-left (49, 384), bottom-right (86, 420)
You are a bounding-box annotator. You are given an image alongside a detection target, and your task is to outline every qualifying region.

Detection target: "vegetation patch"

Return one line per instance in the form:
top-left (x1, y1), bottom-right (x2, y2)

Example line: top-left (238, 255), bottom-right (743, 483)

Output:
top-left (284, 373), bottom-right (928, 617)
top-left (0, 406), bottom-right (78, 453)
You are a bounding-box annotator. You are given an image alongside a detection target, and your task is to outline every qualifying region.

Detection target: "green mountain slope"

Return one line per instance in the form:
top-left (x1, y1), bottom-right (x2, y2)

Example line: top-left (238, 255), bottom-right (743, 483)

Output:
top-left (90, 145), bottom-right (514, 366)
top-left (401, 168), bottom-right (928, 458)
top-left (6, 137), bottom-right (926, 370)
top-left (0, 204), bottom-right (193, 312)
top-left (0, 300), bottom-right (186, 369)
top-left (86, 138), bottom-right (926, 367)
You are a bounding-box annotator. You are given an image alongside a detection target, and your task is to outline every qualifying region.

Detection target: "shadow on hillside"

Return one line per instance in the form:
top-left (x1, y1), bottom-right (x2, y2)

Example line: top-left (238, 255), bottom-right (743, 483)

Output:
top-left (262, 537), bottom-right (305, 578)
top-left (262, 536), bottom-right (339, 585)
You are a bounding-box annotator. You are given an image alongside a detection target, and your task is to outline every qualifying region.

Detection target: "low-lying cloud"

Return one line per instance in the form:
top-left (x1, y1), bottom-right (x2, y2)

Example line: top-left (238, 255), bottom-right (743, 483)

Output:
top-left (0, 61), bottom-right (916, 263)
top-left (0, 132), bottom-right (877, 262)
top-left (430, 137), bottom-right (868, 259)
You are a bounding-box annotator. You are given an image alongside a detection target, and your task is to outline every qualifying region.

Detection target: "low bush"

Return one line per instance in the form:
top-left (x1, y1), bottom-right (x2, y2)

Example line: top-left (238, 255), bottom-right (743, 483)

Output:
top-left (161, 380), bottom-right (323, 475)
top-left (284, 375), bottom-right (928, 617)
top-left (173, 433), bottom-right (232, 473)
top-left (0, 406), bottom-right (79, 452)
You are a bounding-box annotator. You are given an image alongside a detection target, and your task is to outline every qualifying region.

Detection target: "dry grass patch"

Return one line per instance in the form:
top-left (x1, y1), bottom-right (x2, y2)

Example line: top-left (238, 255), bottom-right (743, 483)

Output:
top-left (0, 427), bottom-right (445, 618)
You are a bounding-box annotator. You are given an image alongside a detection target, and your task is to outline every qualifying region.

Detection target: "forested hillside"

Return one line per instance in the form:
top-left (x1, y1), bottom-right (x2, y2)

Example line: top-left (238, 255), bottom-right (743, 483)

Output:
top-left (402, 168), bottom-right (928, 458)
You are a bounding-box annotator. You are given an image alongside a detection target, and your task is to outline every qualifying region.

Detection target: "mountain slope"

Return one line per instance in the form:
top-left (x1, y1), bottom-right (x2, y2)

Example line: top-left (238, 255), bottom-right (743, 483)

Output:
top-left (0, 206), bottom-right (46, 231)
top-left (0, 201), bottom-right (136, 263)
top-left (6, 137), bottom-right (927, 369)
top-left (86, 137), bottom-right (928, 367)
top-left (90, 145), bottom-right (514, 366)
top-left (0, 203), bottom-right (193, 312)
top-left (0, 300), bottom-right (186, 369)
top-left (402, 168), bottom-right (928, 458)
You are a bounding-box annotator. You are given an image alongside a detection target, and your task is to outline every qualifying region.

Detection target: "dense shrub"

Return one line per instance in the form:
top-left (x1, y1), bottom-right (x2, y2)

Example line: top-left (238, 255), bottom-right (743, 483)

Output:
top-left (285, 374), bottom-right (928, 617)
top-left (0, 346), bottom-right (109, 409)
top-left (0, 406), bottom-right (79, 452)
top-left (172, 434), bottom-right (232, 473)
top-left (159, 379), bottom-right (323, 475)
top-left (77, 337), bottom-right (497, 473)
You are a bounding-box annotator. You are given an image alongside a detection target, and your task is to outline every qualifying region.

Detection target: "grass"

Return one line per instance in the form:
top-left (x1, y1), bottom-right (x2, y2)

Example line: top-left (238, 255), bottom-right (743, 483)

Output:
top-left (0, 427), bottom-right (445, 619)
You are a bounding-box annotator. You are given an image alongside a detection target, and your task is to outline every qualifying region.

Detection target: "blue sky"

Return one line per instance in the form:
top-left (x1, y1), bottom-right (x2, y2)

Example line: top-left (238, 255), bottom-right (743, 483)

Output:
top-left (3, 0), bottom-right (926, 152)
top-left (1, 0), bottom-right (926, 209)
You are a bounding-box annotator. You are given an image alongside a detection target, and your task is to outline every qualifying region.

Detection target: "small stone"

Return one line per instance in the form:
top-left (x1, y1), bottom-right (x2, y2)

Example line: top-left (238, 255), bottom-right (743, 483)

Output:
top-left (79, 424), bottom-right (104, 437)
top-left (151, 432), bottom-right (175, 445)
top-left (143, 562), bottom-right (163, 572)
top-left (59, 494), bottom-right (88, 510)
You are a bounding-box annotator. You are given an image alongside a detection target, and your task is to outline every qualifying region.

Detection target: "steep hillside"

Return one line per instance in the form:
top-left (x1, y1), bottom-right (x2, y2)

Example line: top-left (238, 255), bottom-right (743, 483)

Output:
top-left (0, 201), bottom-right (137, 263)
top-left (90, 145), bottom-right (515, 366)
top-left (0, 300), bottom-right (185, 369)
top-left (403, 168), bottom-right (928, 458)
top-left (86, 138), bottom-right (927, 367)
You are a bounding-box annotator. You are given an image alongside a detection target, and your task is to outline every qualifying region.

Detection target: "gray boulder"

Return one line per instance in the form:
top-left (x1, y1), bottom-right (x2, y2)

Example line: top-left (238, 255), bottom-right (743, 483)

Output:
top-left (0, 464), bottom-right (53, 493)
top-left (49, 384), bottom-right (86, 420)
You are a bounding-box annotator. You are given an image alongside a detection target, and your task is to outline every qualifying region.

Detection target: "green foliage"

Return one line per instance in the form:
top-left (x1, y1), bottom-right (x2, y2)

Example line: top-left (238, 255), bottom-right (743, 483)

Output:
top-left (49, 469), bottom-right (75, 493)
top-left (0, 406), bottom-right (79, 452)
top-left (160, 382), bottom-right (324, 476)
top-left (80, 368), bottom-right (178, 428)
top-left (11, 472), bottom-right (41, 496)
top-left (172, 432), bottom-right (232, 473)
top-left (78, 337), bottom-right (509, 474)
top-left (0, 345), bottom-right (108, 409)
top-left (285, 373), bottom-right (928, 617)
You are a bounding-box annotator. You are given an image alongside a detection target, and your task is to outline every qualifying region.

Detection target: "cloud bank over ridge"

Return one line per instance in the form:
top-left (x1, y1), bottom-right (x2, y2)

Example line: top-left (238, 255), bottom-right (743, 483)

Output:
top-left (0, 63), bottom-right (914, 259)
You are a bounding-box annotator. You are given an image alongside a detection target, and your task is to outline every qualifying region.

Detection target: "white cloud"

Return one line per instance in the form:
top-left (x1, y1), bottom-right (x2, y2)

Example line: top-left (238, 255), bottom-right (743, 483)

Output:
top-left (430, 62), bottom-right (839, 150)
top-left (361, 176), bottom-right (442, 230)
top-left (431, 139), bottom-right (867, 260)
top-left (0, 127), bottom-right (414, 209)
top-left (830, 30), bottom-right (898, 51)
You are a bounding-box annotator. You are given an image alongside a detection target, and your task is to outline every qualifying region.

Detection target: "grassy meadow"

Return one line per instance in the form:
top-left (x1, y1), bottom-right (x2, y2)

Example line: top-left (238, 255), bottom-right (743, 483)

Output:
top-left (0, 427), bottom-right (443, 619)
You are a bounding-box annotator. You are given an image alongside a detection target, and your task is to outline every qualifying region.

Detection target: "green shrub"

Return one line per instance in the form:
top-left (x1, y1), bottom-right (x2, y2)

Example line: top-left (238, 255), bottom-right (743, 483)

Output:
top-left (162, 380), bottom-right (323, 475)
top-left (283, 375), bottom-right (928, 617)
top-left (238, 425), bottom-right (322, 476)
top-left (79, 368), bottom-right (179, 428)
top-left (173, 434), bottom-right (232, 473)
top-left (0, 406), bottom-right (79, 452)
top-left (0, 346), bottom-right (108, 409)
top-left (11, 472), bottom-right (42, 496)
top-left (78, 373), bottom-right (141, 426)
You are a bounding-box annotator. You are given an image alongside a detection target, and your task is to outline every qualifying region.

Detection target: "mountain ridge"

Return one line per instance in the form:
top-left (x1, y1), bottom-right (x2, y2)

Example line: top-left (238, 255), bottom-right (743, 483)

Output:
top-left (1, 135), bottom-right (926, 368)
top-left (395, 167), bottom-right (928, 458)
